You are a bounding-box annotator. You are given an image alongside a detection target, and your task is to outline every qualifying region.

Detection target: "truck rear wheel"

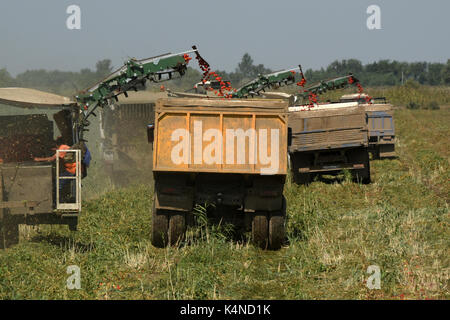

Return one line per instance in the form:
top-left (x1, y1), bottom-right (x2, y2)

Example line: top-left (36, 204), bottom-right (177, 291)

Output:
top-left (252, 213), bottom-right (268, 249)
top-left (294, 172), bottom-right (312, 185)
top-left (371, 146), bottom-right (381, 160)
top-left (290, 153), bottom-right (313, 185)
top-left (168, 212), bottom-right (186, 246)
top-left (67, 217), bottom-right (78, 231)
top-left (351, 149), bottom-right (371, 184)
top-left (0, 218), bottom-right (19, 249)
top-left (268, 197), bottom-right (286, 250)
top-left (151, 200), bottom-right (169, 248)
top-left (362, 160), bottom-right (371, 184)
top-left (269, 215), bottom-right (285, 250)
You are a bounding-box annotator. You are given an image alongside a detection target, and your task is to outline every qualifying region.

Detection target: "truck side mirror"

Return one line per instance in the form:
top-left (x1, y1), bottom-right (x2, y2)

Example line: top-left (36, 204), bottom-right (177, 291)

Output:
top-left (147, 124), bottom-right (155, 143)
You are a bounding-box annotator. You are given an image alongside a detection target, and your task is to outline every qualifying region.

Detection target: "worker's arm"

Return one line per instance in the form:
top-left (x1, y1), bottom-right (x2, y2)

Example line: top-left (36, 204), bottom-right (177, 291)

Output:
top-left (34, 154), bottom-right (57, 162)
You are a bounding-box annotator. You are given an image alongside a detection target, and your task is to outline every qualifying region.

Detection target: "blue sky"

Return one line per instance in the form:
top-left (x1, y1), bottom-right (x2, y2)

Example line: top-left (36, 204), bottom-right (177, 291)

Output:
top-left (0, 0), bottom-right (449, 75)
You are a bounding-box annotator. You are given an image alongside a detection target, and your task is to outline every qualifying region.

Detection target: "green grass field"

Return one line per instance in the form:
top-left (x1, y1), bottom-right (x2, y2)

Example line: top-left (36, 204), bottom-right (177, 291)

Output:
top-left (0, 106), bottom-right (448, 300)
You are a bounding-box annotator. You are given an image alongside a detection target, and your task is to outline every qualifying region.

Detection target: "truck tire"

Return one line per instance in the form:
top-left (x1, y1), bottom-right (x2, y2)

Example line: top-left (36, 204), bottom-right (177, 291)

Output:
top-left (151, 200), bottom-right (169, 248)
top-left (289, 158), bottom-right (298, 184)
top-left (351, 148), bottom-right (371, 184)
top-left (361, 160), bottom-right (371, 184)
top-left (269, 197), bottom-right (286, 250)
top-left (252, 212), bottom-right (268, 249)
top-left (68, 217), bottom-right (78, 231)
top-left (373, 146), bottom-right (381, 160)
top-left (68, 223), bottom-right (78, 232)
top-left (269, 214), bottom-right (285, 250)
top-left (0, 219), bottom-right (19, 249)
top-left (168, 212), bottom-right (186, 246)
top-left (290, 153), bottom-right (312, 185)
top-left (294, 172), bottom-right (312, 185)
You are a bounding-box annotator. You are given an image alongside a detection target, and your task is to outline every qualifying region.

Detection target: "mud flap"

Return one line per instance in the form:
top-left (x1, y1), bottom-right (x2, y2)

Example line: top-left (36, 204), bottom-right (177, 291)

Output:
top-left (155, 175), bottom-right (194, 212)
top-left (0, 213), bottom-right (19, 249)
top-left (244, 176), bottom-right (284, 212)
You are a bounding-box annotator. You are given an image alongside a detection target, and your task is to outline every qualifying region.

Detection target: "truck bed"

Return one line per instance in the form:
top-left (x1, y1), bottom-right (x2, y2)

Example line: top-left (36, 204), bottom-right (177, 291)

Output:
top-left (289, 106), bottom-right (368, 152)
top-left (363, 104), bottom-right (395, 141)
top-left (153, 98), bottom-right (289, 175)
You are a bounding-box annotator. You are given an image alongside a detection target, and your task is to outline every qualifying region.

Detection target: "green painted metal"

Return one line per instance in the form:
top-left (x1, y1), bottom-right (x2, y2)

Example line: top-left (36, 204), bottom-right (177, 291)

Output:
top-left (297, 74), bottom-right (359, 100)
top-left (74, 48), bottom-right (199, 140)
top-left (232, 66), bottom-right (303, 99)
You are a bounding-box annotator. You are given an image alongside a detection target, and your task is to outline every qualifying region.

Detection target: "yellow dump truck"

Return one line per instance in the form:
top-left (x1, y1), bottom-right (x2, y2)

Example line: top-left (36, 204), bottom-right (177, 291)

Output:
top-left (288, 102), bottom-right (370, 184)
top-left (148, 98), bottom-right (289, 249)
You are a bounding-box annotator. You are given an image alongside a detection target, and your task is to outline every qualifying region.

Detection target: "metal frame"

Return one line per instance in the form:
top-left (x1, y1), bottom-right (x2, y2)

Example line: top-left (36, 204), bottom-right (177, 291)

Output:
top-left (56, 149), bottom-right (82, 211)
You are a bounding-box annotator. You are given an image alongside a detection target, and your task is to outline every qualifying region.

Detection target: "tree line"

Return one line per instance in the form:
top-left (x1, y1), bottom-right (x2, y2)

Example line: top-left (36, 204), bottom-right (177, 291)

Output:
top-left (303, 58), bottom-right (450, 87)
top-left (0, 60), bottom-right (114, 96)
top-left (218, 54), bottom-right (450, 87)
top-left (0, 54), bottom-right (449, 96)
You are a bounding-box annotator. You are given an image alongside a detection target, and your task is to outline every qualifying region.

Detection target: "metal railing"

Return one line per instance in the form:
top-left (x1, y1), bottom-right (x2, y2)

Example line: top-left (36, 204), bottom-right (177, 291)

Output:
top-left (55, 149), bottom-right (81, 212)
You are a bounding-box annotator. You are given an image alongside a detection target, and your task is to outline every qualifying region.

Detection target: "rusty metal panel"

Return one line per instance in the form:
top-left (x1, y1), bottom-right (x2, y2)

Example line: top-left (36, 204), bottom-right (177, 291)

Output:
top-left (153, 98), bottom-right (288, 175)
top-left (363, 104), bottom-right (393, 113)
top-left (0, 87), bottom-right (75, 109)
top-left (289, 106), bottom-right (368, 152)
top-left (365, 104), bottom-right (395, 139)
top-left (0, 164), bottom-right (53, 215)
top-left (102, 101), bottom-right (156, 180)
top-left (0, 114), bottom-right (54, 162)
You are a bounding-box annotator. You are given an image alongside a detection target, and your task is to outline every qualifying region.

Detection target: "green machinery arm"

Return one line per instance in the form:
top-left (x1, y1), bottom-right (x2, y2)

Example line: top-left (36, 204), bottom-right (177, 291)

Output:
top-left (231, 65), bottom-right (305, 99)
top-left (296, 74), bottom-right (360, 101)
top-left (75, 46), bottom-right (204, 140)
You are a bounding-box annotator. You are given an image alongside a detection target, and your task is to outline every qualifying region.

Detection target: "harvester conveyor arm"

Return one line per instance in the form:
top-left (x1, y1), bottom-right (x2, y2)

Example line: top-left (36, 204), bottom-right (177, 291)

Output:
top-left (296, 74), bottom-right (360, 100)
top-left (75, 47), bottom-right (201, 140)
top-left (231, 65), bottom-right (305, 99)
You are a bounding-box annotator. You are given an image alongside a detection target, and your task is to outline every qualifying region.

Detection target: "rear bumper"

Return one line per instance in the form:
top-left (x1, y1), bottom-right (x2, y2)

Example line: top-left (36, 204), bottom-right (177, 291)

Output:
top-left (154, 172), bottom-right (285, 213)
top-left (298, 162), bottom-right (366, 173)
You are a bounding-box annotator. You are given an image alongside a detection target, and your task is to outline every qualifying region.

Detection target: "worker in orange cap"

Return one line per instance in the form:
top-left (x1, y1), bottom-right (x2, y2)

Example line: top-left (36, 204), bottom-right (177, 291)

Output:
top-left (34, 136), bottom-right (77, 201)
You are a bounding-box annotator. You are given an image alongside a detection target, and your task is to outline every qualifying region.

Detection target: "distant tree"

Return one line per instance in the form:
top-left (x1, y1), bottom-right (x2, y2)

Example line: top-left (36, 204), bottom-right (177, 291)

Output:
top-left (0, 68), bottom-right (16, 87)
top-left (408, 62), bottom-right (427, 83)
top-left (325, 59), bottom-right (363, 79)
top-left (95, 59), bottom-right (113, 78)
top-left (169, 67), bottom-right (202, 90)
top-left (376, 60), bottom-right (393, 74)
top-left (441, 59), bottom-right (450, 85)
top-left (366, 60), bottom-right (393, 74)
top-left (237, 53), bottom-right (254, 77)
top-left (326, 60), bottom-right (342, 76)
top-left (252, 63), bottom-right (272, 77)
top-left (236, 53), bottom-right (272, 79)
top-left (2, 57), bottom-right (448, 95)
top-left (427, 63), bottom-right (444, 85)
top-left (346, 59), bottom-right (363, 74)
